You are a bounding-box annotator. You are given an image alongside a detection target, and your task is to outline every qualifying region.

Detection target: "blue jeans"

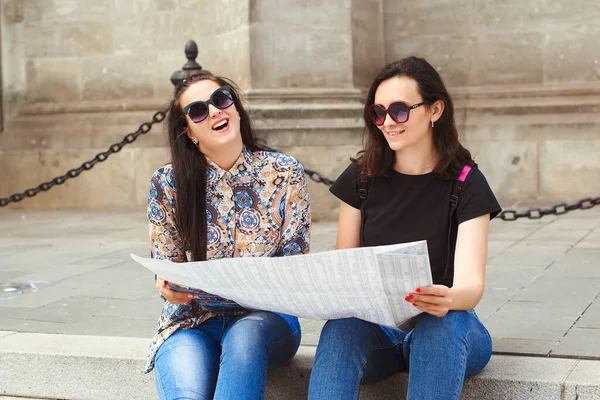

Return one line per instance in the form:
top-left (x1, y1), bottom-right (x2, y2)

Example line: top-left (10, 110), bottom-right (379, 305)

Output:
top-left (308, 310), bottom-right (492, 400)
top-left (154, 311), bottom-right (301, 400)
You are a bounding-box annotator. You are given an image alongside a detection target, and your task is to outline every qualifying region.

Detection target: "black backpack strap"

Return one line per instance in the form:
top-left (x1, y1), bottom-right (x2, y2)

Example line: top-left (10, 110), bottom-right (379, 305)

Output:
top-left (357, 170), bottom-right (370, 247)
top-left (444, 161), bottom-right (478, 277)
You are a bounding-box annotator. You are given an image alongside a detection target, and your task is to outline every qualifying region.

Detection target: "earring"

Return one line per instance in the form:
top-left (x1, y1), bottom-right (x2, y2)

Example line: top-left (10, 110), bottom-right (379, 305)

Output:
top-left (431, 120), bottom-right (435, 128)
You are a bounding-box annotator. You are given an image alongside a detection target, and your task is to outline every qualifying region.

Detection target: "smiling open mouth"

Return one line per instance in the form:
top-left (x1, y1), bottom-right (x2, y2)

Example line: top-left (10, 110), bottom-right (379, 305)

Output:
top-left (212, 119), bottom-right (229, 131)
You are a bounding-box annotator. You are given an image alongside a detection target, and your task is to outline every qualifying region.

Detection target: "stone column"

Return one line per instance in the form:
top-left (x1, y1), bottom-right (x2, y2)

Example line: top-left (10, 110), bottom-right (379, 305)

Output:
top-left (245, 0), bottom-right (384, 220)
top-left (1, 0), bottom-right (26, 128)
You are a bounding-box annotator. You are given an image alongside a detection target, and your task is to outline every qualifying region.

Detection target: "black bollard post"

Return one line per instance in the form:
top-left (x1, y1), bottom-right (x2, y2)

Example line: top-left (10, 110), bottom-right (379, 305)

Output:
top-left (170, 40), bottom-right (211, 88)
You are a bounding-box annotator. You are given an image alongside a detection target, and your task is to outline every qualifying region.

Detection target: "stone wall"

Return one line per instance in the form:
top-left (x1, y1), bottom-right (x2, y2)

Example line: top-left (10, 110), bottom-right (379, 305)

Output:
top-left (382, 0), bottom-right (600, 207)
top-left (0, 0), bottom-right (253, 214)
top-left (1, 0), bottom-right (599, 220)
top-left (1, 0), bottom-right (26, 124)
top-left (17, 0), bottom-right (251, 106)
top-left (250, 0), bottom-right (353, 89)
top-left (383, 0), bottom-right (600, 87)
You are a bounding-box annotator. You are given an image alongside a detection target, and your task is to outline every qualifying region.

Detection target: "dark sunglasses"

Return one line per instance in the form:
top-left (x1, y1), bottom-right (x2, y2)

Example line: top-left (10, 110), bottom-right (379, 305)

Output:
top-left (182, 85), bottom-right (234, 123)
top-left (367, 101), bottom-right (427, 126)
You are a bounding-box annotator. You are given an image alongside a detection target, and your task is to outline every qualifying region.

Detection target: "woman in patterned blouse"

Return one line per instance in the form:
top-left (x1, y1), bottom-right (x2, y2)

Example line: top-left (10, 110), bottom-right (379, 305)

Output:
top-left (146, 73), bottom-right (311, 400)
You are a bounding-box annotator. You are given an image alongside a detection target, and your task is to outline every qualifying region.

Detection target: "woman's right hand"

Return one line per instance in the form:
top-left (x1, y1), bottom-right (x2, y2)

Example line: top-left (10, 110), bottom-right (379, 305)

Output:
top-left (156, 277), bottom-right (198, 305)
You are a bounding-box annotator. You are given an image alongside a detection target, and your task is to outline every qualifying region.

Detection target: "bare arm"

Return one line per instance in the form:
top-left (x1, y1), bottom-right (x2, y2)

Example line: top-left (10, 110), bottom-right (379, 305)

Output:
top-left (449, 214), bottom-right (489, 310)
top-left (410, 214), bottom-right (490, 316)
top-left (335, 200), bottom-right (361, 249)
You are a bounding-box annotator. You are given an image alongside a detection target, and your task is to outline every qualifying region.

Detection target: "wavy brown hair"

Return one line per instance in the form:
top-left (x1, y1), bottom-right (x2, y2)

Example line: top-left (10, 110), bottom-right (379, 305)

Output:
top-left (356, 56), bottom-right (472, 179)
top-left (166, 73), bottom-right (272, 261)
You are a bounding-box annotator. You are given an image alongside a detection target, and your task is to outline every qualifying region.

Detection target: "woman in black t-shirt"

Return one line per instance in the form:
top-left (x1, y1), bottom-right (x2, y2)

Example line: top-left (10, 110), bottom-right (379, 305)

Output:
top-left (308, 57), bottom-right (502, 400)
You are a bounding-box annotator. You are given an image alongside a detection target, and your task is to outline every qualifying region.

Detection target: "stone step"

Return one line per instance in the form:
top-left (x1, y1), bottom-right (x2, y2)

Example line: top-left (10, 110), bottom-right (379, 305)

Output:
top-left (1, 331), bottom-right (598, 399)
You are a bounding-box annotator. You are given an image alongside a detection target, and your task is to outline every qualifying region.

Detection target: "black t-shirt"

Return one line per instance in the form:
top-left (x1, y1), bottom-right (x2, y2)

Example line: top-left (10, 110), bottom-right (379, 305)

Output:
top-left (330, 162), bottom-right (502, 287)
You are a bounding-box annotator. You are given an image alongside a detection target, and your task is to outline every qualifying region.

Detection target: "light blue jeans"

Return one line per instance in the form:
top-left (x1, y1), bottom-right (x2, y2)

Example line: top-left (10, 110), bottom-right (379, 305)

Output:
top-left (308, 310), bottom-right (492, 400)
top-left (154, 311), bottom-right (301, 400)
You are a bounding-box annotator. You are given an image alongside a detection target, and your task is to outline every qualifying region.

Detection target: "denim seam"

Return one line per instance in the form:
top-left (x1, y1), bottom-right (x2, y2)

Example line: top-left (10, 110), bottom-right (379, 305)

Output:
top-left (266, 328), bottom-right (299, 358)
top-left (452, 322), bottom-right (472, 400)
top-left (264, 315), bottom-right (300, 356)
top-left (452, 341), bottom-right (467, 400)
top-left (258, 328), bottom-right (294, 397)
top-left (360, 342), bottom-right (403, 381)
top-left (469, 312), bottom-right (492, 374)
top-left (155, 372), bottom-right (165, 400)
top-left (352, 371), bottom-right (361, 400)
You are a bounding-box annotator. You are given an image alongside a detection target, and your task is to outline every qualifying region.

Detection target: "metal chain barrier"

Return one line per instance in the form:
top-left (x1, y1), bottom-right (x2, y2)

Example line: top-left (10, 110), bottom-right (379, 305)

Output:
top-left (498, 197), bottom-right (600, 221)
top-left (302, 168), bottom-right (335, 187)
top-left (0, 110), bottom-right (167, 207)
top-left (1, 108), bottom-right (598, 221)
top-left (302, 168), bottom-right (600, 221)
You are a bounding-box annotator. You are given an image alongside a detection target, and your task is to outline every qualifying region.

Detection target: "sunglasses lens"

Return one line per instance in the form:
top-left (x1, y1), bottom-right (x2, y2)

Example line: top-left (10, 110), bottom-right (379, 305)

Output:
top-left (188, 103), bottom-right (208, 123)
top-left (369, 106), bottom-right (387, 126)
top-left (389, 102), bottom-right (409, 123)
top-left (213, 90), bottom-right (234, 109)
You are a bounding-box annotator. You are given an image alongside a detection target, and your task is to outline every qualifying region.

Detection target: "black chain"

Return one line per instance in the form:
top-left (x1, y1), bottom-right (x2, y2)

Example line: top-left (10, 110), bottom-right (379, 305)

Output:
top-left (302, 168), bottom-right (600, 221)
top-left (304, 168), bottom-right (335, 186)
top-left (305, 171), bottom-right (600, 221)
top-left (1, 109), bottom-right (598, 222)
top-left (497, 197), bottom-right (600, 221)
top-left (0, 110), bottom-right (167, 207)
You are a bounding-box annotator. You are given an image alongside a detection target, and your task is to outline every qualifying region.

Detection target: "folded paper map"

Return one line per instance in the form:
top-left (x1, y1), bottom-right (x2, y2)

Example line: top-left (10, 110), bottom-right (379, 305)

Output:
top-left (131, 240), bottom-right (432, 329)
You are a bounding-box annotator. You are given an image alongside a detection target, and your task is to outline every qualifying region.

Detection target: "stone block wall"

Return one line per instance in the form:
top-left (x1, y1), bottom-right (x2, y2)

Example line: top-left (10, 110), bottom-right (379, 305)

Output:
top-left (457, 83), bottom-right (600, 201)
top-left (383, 0), bottom-right (600, 206)
top-left (249, 0), bottom-right (353, 89)
top-left (383, 0), bottom-right (600, 87)
top-left (1, 0), bottom-right (26, 123)
top-left (12, 0), bottom-right (251, 111)
top-left (1, 0), bottom-right (599, 219)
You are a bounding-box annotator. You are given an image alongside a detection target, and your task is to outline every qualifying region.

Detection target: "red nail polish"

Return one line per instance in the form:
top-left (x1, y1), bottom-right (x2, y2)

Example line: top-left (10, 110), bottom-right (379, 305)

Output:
top-left (416, 288), bottom-right (421, 293)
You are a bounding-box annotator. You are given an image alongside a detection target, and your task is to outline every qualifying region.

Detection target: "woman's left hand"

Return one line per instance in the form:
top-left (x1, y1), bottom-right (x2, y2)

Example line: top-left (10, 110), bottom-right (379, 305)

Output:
top-left (406, 285), bottom-right (453, 317)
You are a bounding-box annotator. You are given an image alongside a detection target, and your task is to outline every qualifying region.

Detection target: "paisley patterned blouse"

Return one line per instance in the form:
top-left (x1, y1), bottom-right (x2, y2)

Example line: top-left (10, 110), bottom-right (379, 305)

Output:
top-left (144, 147), bottom-right (311, 372)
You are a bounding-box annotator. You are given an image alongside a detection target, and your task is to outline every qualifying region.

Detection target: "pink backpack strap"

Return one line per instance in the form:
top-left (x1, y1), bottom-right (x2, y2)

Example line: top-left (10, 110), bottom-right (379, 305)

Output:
top-left (457, 164), bottom-right (473, 183)
top-left (445, 162), bottom-right (477, 277)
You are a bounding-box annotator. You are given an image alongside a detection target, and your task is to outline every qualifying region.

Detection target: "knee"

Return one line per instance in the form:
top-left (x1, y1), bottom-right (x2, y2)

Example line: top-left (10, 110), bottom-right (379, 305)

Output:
top-left (222, 313), bottom-right (282, 364)
top-left (321, 318), bottom-right (363, 339)
top-left (318, 318), bottom-right (377, 350)
top-left (224, 321), bottom-right (266, 357)
top-left (154, 329), bottom-right (220, 387)
top-left (413, 311), bottom-right (470, 342)
top-left (155, 348), bottom-right (217, 400)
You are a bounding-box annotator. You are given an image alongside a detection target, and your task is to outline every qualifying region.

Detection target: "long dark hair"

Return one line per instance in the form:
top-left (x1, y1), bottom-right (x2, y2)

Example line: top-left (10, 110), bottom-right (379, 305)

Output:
top-left (166, 73), bottom-right (271, 261)
top-left (356, 56), bottom-right (472, 179)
